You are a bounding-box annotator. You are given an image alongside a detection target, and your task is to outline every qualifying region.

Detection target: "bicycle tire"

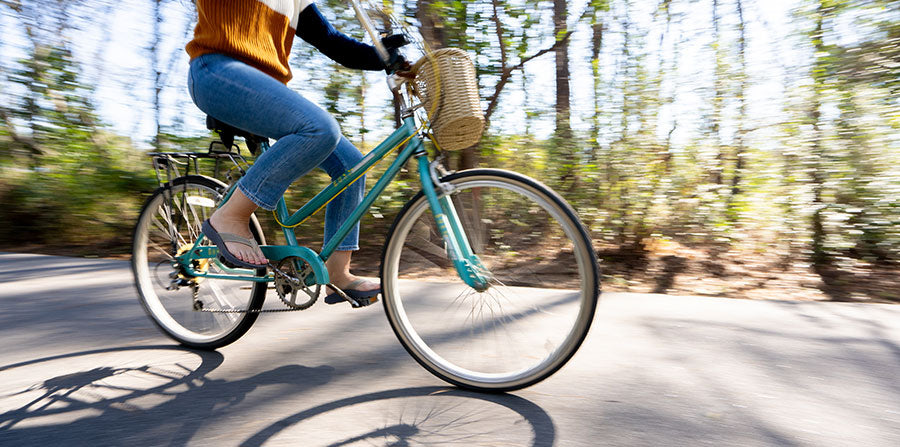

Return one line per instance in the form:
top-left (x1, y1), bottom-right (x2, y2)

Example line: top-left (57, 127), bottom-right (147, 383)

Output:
top-left (380, 169), bottom-right (600, 391)
top-left (131, 175), bottom-right (266, 349)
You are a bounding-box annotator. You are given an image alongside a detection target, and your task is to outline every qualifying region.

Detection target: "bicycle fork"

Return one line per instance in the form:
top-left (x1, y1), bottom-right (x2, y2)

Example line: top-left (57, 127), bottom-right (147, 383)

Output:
top-left (416, 155), bottom-right (490, 292)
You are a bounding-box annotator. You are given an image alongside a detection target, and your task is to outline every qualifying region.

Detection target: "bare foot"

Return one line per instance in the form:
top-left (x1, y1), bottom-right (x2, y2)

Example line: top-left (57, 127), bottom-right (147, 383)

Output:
top-left (208, 210), bottom-right (268, 266)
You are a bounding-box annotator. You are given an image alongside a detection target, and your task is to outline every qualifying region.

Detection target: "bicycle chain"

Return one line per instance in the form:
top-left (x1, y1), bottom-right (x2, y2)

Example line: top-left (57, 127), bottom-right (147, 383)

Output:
top-left (194, 261), bottom-right (316, 314)
top-left (197, 305), bottom-right (304, 313)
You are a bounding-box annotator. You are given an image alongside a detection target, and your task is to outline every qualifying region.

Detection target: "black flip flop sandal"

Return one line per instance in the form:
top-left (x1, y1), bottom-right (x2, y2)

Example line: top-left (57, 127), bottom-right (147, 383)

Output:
top-left (201, 220), bottom-right (268, 270)
top-left (324, 279), bottom-right (381, 305)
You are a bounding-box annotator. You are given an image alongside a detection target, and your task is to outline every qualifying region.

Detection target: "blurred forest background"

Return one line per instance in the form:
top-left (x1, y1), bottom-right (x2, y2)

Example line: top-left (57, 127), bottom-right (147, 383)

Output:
top-left (0, 0), bottom-right (898, 301)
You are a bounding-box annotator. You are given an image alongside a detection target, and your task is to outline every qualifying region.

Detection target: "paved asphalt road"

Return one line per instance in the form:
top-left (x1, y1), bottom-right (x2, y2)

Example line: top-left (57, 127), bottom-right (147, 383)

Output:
top-left (1, 252), bottom-right (899, 446)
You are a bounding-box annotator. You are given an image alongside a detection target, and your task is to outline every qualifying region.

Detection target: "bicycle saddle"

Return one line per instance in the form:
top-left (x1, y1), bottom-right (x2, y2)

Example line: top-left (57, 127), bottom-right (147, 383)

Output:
top-left (206, 115), bottom-right (267, 155)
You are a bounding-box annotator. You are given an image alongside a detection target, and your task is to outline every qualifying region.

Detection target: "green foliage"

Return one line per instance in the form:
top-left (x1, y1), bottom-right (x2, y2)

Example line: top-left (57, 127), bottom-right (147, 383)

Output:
top-left (0, 133), bottom-right (156, 247)
top-left (1, 0), bottom-right (898, 268)
top-left (0, 40), bottom-right (156, 248)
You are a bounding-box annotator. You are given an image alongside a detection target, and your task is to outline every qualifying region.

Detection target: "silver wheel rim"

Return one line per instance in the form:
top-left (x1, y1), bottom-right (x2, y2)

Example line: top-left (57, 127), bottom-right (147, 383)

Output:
top-left (133, 182), bottom-right (252, 344)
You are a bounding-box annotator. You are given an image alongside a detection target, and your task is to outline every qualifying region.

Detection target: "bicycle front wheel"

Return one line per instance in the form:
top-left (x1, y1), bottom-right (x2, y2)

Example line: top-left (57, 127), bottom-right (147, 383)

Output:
top-left (131, 175), bottom-right (267, 349)
top-left (381, 169), bottom-right (600, 391)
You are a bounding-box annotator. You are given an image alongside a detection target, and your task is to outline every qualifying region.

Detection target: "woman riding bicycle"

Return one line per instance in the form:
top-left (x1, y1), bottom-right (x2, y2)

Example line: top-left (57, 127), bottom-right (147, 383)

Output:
top-left (186, 0), bottom-right (405, 303)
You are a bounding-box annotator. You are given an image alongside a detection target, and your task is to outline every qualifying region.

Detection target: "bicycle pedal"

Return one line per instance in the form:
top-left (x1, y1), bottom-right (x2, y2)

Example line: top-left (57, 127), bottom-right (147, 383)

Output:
top-left (324, 291), bottom-right (379, 308)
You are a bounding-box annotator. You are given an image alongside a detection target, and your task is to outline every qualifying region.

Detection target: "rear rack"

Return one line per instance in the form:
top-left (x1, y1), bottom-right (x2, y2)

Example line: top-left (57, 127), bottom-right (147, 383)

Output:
top-left (148, 140), bottom-right (254, 188)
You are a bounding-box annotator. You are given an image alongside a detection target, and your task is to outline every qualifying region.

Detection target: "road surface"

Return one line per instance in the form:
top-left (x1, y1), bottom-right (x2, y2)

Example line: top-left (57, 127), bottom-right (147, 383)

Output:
top-left (1, 252), bottom-right (899, 446)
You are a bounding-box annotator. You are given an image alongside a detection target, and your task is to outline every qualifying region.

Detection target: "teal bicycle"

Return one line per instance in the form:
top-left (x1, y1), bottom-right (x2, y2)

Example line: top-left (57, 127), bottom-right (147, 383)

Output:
top-left (131, 2), bottom-right (599, 392)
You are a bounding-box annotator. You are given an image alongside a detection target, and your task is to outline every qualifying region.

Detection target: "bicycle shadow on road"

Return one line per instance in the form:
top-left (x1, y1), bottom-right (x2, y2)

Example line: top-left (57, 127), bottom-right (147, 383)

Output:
top-left (241, 386), bottom-right (556, 447)
top-left (0, 345), bottom-right (334, 446)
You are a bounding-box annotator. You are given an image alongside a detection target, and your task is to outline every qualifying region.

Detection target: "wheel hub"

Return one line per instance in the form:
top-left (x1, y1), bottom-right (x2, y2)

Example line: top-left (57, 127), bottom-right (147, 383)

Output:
top-left (165, 244), bottom-right (208, 291)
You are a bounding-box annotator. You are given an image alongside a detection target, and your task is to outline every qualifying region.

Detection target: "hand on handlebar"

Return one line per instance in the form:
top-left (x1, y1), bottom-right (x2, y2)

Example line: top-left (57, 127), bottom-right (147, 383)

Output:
top-left (382, 34), bottom-right (412, 75)
top-left (388, 55), bottom-right (413, 77)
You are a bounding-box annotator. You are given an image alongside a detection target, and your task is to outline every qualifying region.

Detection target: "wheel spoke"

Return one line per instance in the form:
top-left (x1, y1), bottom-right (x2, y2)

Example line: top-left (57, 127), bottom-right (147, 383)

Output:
top-left (382, 171), bottom-right (599, 391)
top-left (152, 208), bottom-right (184, 250)
top-left (146, 239), bottom-right (175, 261)
top-left (132, 178), bottom-right (265, 349)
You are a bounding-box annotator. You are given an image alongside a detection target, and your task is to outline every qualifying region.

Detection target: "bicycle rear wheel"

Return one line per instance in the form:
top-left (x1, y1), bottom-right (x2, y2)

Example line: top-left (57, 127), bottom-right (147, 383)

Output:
top-left (381, 169), bottom-right (600, 391)
top-left (131, 175), bottom-right (266, 349)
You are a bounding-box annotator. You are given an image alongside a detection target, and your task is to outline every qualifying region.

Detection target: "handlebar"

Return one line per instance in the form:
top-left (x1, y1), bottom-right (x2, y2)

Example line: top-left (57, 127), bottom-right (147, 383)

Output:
top-left (349, 0), bottom-right (390, 63)
top-left (348, 0), bottom-right (415, 124)
top-left (349, 0), bottom-right (411, 74)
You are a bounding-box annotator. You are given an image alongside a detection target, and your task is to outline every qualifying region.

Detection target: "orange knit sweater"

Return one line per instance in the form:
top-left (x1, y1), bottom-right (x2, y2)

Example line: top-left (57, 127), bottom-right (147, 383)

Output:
top-left (186, 0), bottom-right (312, 84)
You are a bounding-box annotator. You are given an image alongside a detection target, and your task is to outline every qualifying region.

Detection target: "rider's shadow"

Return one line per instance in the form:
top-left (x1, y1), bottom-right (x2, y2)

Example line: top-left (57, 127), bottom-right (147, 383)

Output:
top-left (1, 347), bottom-right (556, 447)
top-left (0, 346), bottom-right (333, 446)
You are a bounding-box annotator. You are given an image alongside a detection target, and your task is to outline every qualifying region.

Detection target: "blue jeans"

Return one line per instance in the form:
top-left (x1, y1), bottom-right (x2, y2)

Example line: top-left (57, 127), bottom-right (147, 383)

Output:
top-left (188, 53), bottom-right (363, 251)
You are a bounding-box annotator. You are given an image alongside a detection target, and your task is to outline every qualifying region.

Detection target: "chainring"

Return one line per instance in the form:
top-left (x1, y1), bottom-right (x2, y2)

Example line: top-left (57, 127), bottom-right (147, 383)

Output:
top-left (274, 257), bottom-right (320, 310)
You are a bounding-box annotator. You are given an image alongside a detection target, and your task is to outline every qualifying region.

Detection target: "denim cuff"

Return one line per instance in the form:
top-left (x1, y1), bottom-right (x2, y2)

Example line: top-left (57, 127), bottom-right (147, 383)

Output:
top-left (237, 183), bottom-right (277, 211)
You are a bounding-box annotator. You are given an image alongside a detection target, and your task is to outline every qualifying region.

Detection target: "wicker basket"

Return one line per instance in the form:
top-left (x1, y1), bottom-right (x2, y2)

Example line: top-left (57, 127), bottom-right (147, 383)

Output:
top-left (412, 48), bottom-right (485, 151)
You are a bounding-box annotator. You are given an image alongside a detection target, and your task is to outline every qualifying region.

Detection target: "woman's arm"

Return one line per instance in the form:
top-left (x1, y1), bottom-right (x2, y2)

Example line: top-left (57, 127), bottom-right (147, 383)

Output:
top-left (295, 3), bottom-right (386, 71)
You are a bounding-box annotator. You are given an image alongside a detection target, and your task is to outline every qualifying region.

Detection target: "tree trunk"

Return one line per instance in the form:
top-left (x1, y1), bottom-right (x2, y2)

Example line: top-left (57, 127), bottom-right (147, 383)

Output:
top-left (152, 0), bottom-right (163, 150)
top-left (553, 0), bottom-right (573, 187)
top-left (554, 0), bottom-right (571, 142)
top-left (590, 2), bottom-right (604, 164)
top-left (728, 0), bottom-right (747, 222)
top-left (612, 0), bottom-right (634, 244)
top-left (710, 0), bottom-right (724, 186)
top-left (809, 0), bottom-right (829, 265)
top-left (589, 2), bottom-right (605, 213)
top-left (658, 0), bottom-right (674, 175)
top-left (416, 0), bottom-right (446, 50)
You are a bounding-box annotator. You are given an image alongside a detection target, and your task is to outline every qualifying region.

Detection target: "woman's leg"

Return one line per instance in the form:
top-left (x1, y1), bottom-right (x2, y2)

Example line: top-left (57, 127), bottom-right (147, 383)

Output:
top-left (188, 54), bottom-right (343, 264)
top-left (318, 137), bottom-right (378, 292)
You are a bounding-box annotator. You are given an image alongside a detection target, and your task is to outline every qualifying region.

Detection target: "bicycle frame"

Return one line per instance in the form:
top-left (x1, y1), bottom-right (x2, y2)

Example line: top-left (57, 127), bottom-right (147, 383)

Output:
top-left (177, 116), bottom-right (489, 290)
top-left (176, 0), bottom-right (490, 290)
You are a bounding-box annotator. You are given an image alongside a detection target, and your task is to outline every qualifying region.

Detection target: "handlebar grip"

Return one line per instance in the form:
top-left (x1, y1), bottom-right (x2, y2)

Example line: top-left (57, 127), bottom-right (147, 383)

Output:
top-left (382, 34), bottom-right (410, 50)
